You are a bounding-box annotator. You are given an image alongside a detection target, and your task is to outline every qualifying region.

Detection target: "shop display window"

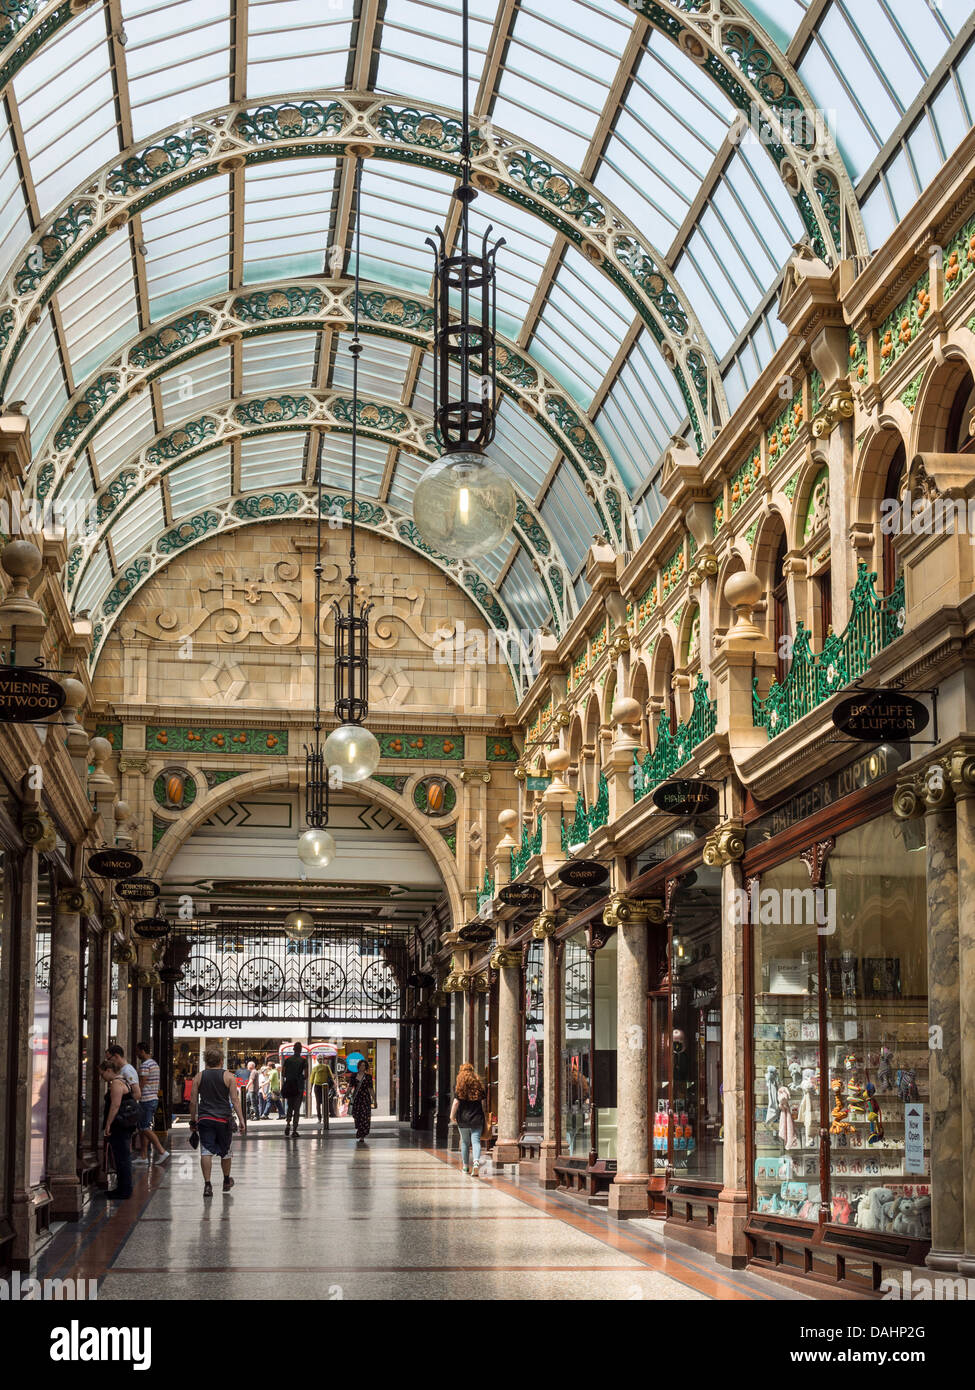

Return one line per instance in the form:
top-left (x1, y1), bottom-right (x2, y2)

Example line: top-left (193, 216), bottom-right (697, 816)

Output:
top-left (523, 939), bottom-right (543, 1135)
top-left (751, 812), bottom-right (929, 1239)
top-left (668, 866), bottom-right (723, 1181)
top-left (594, 934), bottom-right (617, 1160)
top-left (560, 932), bottom-right (591, 1159)
top-left (31, 878), bottom-right (53, 1187)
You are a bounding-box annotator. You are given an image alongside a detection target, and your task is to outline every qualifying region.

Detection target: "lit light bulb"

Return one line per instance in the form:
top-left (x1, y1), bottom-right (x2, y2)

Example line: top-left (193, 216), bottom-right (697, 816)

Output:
top-left (296, 827), bottom-right (335, 868)
top-left (323, 722), bottom-right (381, 783)
top-left (412, 450), bottom-right (516, 559)
top-left (283, 907), bottom-right (316, 940)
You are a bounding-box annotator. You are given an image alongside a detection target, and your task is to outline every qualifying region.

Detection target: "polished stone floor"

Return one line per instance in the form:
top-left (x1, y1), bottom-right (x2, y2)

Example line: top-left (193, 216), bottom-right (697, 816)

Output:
top-left (38, 1120), bottom-right (800, 1300)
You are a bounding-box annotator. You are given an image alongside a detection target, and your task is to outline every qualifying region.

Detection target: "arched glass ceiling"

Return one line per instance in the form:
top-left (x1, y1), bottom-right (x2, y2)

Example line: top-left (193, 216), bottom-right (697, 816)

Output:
top-left (1, 0), bottom-right (974, 631)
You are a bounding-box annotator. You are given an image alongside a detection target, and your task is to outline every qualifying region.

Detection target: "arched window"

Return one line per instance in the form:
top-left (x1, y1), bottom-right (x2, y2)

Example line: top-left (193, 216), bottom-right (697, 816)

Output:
top-left (773, 533), bottom-right (792, 684)
top-left (881, 441), bottom-right (907, 597)
top-left (945, 373), bottom-right (975, 454)
top-left (660, 643), bottom-right (676, 735)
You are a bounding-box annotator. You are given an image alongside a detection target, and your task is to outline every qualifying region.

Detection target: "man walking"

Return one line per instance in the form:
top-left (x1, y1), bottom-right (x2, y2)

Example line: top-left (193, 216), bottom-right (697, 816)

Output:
top-left (265, 1058), bottom-right (285, 1120)
top-left (282, 1042), bottom-right (307, 1137)
top-left (189, 1046), bottom-right (246, 1196)
top-left (310, 1053), bottom-right (334, 1129)
top-left (135, 1041), bottom-right (170, 1166)
top-left (245, 1060), bottom-right (261, 1120)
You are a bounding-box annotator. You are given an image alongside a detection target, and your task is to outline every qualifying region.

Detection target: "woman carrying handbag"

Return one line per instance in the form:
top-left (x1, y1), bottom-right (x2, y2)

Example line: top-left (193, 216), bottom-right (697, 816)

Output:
top-left (99, 1057), bottom-right (138, 1200)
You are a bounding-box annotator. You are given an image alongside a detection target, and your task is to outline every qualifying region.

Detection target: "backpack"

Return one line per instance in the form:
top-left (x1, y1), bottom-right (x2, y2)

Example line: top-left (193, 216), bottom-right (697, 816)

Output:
top-left (115, 1081), bottom-right (140, 1130)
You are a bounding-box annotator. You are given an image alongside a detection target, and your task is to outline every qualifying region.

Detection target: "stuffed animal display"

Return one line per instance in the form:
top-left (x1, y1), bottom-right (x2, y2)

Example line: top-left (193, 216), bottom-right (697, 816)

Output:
top-left (829, 1078), bottom-right (857, 1135)
top-left (765, 1065), bottom-right (780, 1125)
top-left (777, 1085), bottom-right (798, 1149)
top-left (798, 1069), bottom-right (816, 1144)
top-left (864, 1082), bottom-right (884, 1144)
top-left (877, 1044), bottom-right (895, 1091)
top-left (897, 1067), bottom-right (919, 1103)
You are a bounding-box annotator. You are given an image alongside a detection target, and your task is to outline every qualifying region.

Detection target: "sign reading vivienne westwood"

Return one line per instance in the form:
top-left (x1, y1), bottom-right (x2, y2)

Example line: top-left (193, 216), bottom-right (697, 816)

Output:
top-left (88, 848), bottom-right (142, 879)
top-left (0, 667), bottom-right (65, 722)
top-left (832, 689), bottom-right (929, 742)
top-left (651, 778), bottom-right (719, 815)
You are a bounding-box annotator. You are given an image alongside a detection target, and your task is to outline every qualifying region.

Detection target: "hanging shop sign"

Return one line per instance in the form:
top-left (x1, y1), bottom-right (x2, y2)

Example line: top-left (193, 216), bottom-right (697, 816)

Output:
top-left (557, 859), bottom-right (608, 889)
top-left (0, 666), bottom-right (65, 722)
top-left (132, 916), bottom-right (170, 939)
top-left (526, 775), bottom-right (551, 791)
top-left (831, 689), bottom-right (929, 742)
top-left (527, 1035), bottom-right (539, 1109)
top-left (116, 877), bottom-right (159, 902)
top-left (88, 848), bottom-right (142, 879)
top-left (499, 883), bottom-right (542, 907)
top-left (651, 778), bottom-right (719, 816)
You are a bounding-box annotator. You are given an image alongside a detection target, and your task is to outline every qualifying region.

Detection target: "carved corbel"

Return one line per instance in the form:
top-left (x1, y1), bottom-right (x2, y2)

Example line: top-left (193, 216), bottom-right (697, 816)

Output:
top-left (553, 702), bottom-right (572, 729)
top-left (459, 767), bottom-right (491, 784)
top-left (811, 386), bottom-right (854, 438)
top-left (102, 906), bottom-right (124, 934)
top-left (113, 939), bottom-right (137, 965)
top-left (531, 909), bottom-right (560, 940)
top-left (118, 756), bottom-right (151, 775)
top-left (702, 819), bottom-right (746, 867)
top-left (442, 971), bottom-right (465, 993)
top-left (22, 809), bottom-right (56, 851)
top-left (894, 749), bottom-right (975, 818)
top-left (687, 549), bottom-right (719, 587)
top-left (602, 892), bottom-right (665, 928)
top-left (609, 624), bottom-right (630, 658)
top-left (467, 970), bottom-right (491, 993)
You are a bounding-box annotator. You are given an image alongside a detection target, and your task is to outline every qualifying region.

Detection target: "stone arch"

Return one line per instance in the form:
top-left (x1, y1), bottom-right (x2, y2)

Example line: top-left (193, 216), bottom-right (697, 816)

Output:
top-left (567, 712), bottom-right (584, 795)
top-left (0, 3), bottom-right (863, 266)
top-left (677, 601), bottom-right (701, 672)
top-left (852, 416), bottom-right (911, 529)
top-left (750, 508), bottom-right (789, 650)
top-left (0, 96), bottom-right (725, 446)
top-left (628, 655), bottom-right (651, 750)
top-left (148, 761), bottom-right (465, 929)
top-left (910, 333), bottom-right (975, 456)
top-left (791, 453), bottom-right (831, 553)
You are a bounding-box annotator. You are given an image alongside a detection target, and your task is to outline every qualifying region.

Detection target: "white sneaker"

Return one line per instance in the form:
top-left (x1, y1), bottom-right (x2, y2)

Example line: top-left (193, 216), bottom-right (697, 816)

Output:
top-left (131, 1158), bottom-right (149, 1166)
top-left (154, 1151), bottom-right (171, 1163)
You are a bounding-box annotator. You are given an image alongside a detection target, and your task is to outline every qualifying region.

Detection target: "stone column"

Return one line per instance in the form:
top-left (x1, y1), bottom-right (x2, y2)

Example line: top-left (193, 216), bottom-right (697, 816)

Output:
top-left (433, 993), bottom-right (453, 1145)
top-left (9, 844), bottom-right (40, 1264)
top-left (603, 893), bottom-right (662, 1218)
top-left (47, 886), bottom-right (88, 1219)
top-left (491, 943), bottom-right (523, 1166)
top-left (536, 913), bottom-right (561, 1188)
top-left (952, 762), bottom-right (975, 1275)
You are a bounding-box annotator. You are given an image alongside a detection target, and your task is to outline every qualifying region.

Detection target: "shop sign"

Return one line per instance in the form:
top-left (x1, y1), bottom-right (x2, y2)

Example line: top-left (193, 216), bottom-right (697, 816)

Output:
top-left (749, 742), bottom-right (900, 843)
top-left (651, 778), bottom-right (719, 815)
top-left (116, 877), bottom-right (159, 901)
top-left (499, 883), bottom-right (541, 907)
top-left (0, 666), bottom-right (65, 722)
top-left (557, 859), bottom-right (608, 889)
top-left (132, 916), bottom-right (169, 939)
top-left (179, 1015), bottom-right (242, 1031)
top-left (88, 848), bottom-right (143, 879)
top-left (526, 775), bottom-right (551, 791)
top-left (905, 1105), bottom-right (925, 1174)
top-left (832, 689), bottom-right (929, 742)
top-left (526, 1035), bottom-right (539, 1109)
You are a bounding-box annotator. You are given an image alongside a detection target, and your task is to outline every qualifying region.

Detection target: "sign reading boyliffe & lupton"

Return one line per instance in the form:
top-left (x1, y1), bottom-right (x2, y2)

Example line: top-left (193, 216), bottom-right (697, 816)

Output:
top-left (831, 689), bottom-right (929, 742)
top-left (0, 666), bottom-right (65, 722)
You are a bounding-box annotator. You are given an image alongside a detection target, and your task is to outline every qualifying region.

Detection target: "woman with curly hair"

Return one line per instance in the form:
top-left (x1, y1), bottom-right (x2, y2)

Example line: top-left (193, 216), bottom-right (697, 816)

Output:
top-left (450, 1062), bottom-right (487, 1177)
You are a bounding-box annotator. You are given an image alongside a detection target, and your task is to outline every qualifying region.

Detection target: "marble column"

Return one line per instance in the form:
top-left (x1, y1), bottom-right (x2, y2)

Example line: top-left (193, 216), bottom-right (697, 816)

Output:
top-left (47, 888), bottom-right (84, 1219)
top-left (10, 848), bottom-right (40, 1265)
top-left (83, 927), bottom-right (111, 1164)
top-left (539, 922), bottom-right (560, 1188)
top-left (605, 894), bottom-right (659, 1218)
top-left (716, 857), bottom-right (750, 1267)
top-left (492, 944), bottom-right (523, 1166)
top-left (954, 784), bottom-right (975, 1275)
top-left (433, 997), bottom-right (452, 1145)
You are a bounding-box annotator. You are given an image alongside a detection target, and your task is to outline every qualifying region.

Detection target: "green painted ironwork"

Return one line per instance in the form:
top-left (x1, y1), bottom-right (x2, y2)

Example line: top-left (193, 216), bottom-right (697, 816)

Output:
top-left (511, 814), bottom-right (542, 880)
top-left (560, 772), bottom-right (609, 852)
top-left (633, 675), bottom-right (717, 803)
top-left (477, 869), bottom-right (495, 914)
top-left (753, 565), bottom-right (906, 739)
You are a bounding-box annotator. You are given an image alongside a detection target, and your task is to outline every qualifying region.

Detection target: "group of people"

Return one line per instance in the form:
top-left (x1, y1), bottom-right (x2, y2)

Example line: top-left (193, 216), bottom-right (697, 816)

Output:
top-left (235, 1050), bottom-right (342, 1130)
top-left (98, 1041), bottom-right (170, 1202)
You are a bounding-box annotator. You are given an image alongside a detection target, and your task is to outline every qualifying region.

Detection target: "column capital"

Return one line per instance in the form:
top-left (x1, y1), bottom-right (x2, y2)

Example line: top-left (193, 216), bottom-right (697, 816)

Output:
top-left (703, 818), bottom-right (746, 867)
top-left (489, 946), bottom-right (523, 971)
top-left (531, 909), bottom-right (560, 939)
top-left (893, 747), bottom-right (975, 818)
top-left (602, 892), bottom-right (664, 929)
top-left (464, 969), bottom-right (491, 993)
top-left (56, 885), bottom-right (94, 915)
top-left (22, 808), bottom-right (56, 851)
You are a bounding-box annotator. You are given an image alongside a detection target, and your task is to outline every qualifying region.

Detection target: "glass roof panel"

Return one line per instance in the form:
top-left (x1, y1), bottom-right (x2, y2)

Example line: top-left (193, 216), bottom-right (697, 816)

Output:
top-left (593, 328), bottom-right (684, 499)
top-left (332, 333), bottom-right (414, 402)
top-left (240, 331), bottom-right (317, 394)
top-left (493, 0), bottom-right (633, 171)
top-left (160, 344), bottom-right (232, 424)
top-left (596, 32), bottom-right (729, 251)
top-left (110, 484), bottom-right (166, 570)
top-left (12, 6), bottom-right (118, 218)
top-left (120, 0), bottom-right (230, 142)
top-left (59, 455), bottom-right (96, 533)
top-left (141, 177), bottom-right (231, 319)
top-left (246, 0), bottom-right (353, 99)
top-left (722, 302), bottom-right (789, 414)
top-left (240, 433), bottom-right (307, 491)
top-left (4, 309), bottom-right (67, 451)
top-left (540, 463), bottom-right (598, 578)
top-left (465, 193), bottom-right (556, 339)
top-left (168, 447), bottom-right (233, 517)
top-left (87, 393), bottom-right (157, 484)
top-left (316, 433), bottom-right (387, 497)
top-left (354, 164), bottom-right (454, 295)
top-left (528, 251), bottom-right (634, 409)
top-left (500, 545), bottom-right (552, 643)
top-left (56, 229), bottom-right (141, 384)
top-left (75, 544), bottom-right (113, 618)
top-left (242, 158), bottom-right (336, 283)
top-left (737, 1), bottom-right (809, 49)
top-left (375, 0), bottom-right (494, 112)
top-left (0, 122), bottom-right (30, 285)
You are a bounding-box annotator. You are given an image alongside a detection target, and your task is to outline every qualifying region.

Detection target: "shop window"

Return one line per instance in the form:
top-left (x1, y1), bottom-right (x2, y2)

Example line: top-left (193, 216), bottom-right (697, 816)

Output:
top-left (751, 812), bottom-right (929, 1239)
top-left (560, 933), bottom-right (591, 1160)
top-left (523, 940), bottom-right (544, 1136)
top-left (881, 443), bottom-right (907, 598)
top-left (31, 877), bottom-right (54, 1188)
top-left (817, 567), bottom-right (832, 641)
top-left (594, 934), bottom-right (617, 1160)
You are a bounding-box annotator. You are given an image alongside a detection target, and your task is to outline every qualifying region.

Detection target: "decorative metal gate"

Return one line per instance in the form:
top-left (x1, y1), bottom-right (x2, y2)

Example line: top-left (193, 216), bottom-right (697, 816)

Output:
top-left (172, 925), bottom-right (406, 1026)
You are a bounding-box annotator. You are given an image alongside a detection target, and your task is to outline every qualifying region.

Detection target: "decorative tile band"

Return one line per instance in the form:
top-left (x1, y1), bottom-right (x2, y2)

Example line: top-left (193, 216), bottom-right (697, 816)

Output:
top-left (146, 727), bottom-right (288, 755)
top-left (377, 733), bottom-right (464, 760)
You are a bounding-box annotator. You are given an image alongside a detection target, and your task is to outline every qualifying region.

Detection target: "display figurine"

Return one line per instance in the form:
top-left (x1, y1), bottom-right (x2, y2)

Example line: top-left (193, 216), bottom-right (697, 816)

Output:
top-left (798, 1069), bottom-right (816, 1147)
top-left (777, 1084), bottom-right (798, 1149)
top-left (877, 1043), bottom-right (895, 1092)
top-left (897, 1067), bottom-right (920, 1103)
top-left (829, 1077), bottom-right (857, 1135)
top-left (846, 1080), bottom-right (866, 1116)
top-left (765, 1065), bottom-right (780, 1126)
top-left (864, 1082), bottom-right (884, 1145)
top-left (788, 1056), bottom-right (802, 1091)
top-left (843, 1052), bottom-right (859, 1072)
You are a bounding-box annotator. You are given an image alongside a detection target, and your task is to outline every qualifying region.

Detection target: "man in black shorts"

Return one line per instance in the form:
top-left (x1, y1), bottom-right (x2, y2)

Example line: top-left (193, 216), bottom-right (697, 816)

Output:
top-left (282, 1042), bottom-right (308, 1137)
top-left (189, 1046), bottom-right (246, 1195)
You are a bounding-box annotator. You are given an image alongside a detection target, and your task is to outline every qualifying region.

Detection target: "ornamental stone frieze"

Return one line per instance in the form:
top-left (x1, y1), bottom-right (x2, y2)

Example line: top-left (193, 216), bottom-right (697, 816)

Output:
top-left (702, 819), bottom-right (746, 867)
top-left (893, 747), bottom-right (975, 818)
top-left (458, 768), bottom-right (491, 785)
top-left (531, 910), bottom-right (560, 940)
top-left (602, 893), bottom-right (665, 929)
top-left (489, 946), bottom-right (523, 971)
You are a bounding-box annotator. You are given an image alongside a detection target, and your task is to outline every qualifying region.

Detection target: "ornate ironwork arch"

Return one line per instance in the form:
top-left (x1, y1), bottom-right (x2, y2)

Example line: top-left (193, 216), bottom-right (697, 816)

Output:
top-left (83, 484), bottom-right (528, 686)
top-left (0, 95), bottom-right (726, 448)
top-left (66, 391), bottom-right (574, 630)
top-left (30, 278), bottom-right (633, 547)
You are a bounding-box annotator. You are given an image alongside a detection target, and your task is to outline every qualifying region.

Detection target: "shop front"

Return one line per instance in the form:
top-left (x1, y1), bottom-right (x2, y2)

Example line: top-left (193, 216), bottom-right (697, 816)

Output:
top-left (520, 937), bottom-right (544, 1161)
top-left (741, 758), bottom-right (930, 1292)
